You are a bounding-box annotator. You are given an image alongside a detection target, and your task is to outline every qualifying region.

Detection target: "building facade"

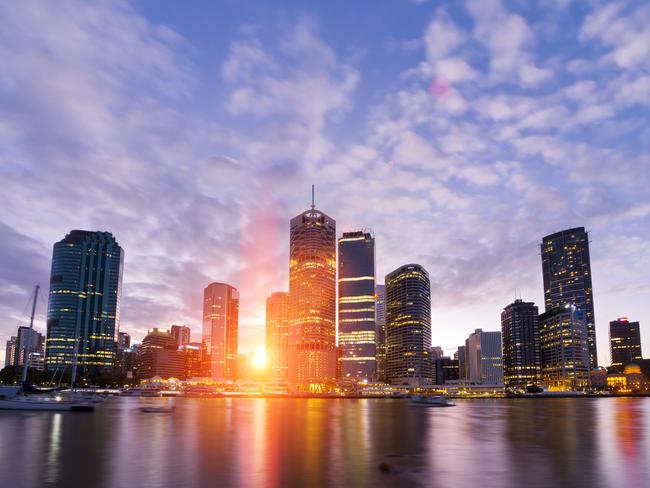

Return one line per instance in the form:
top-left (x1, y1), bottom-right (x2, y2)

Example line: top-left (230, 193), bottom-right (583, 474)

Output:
top-left (180, 343), bottom-right (202, 379)
top-left (288, 203), bottom-right (337, 388)
top-left (337, 231), bottom-right (376, 381)
top-left (4, 326), bottom-right (44, 368)
top-left (539, 305), bottom-right (590, 390)
top-left (45, 230), bottom-right (124, 374)
top-left (266, 291), bottom-right (290, 381)
top-left (465, 329), bottom-right (503, 384)
top-left (4, 336), bottom-right (17, 369)
top-left (541, 227), bottom-right (597, 369)
top-left (456, 345), bottom-right (467, 380)
top-left (434, 357), bottom-right (460, 385)
top-left (501, 300), bottom-right (541, 387)
top-left (609, 318), bottom-right (642, 373)
top-left (202, 282), bottom-right (239, 380)
top-left (385, 264), bottom-right (433, 386)
top-left (137, 328), bottom-right (184, 380)
top-left (115, 331), bottom-right (131, 374)
top-left (171, 325), bottom-right (191, 347)
top-left (375, 284), bottom-right (387, 382)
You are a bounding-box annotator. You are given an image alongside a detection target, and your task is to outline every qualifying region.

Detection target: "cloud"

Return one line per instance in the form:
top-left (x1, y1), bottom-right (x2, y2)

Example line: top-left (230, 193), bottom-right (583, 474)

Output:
top-left (423, 9), bottom-right (467, 62)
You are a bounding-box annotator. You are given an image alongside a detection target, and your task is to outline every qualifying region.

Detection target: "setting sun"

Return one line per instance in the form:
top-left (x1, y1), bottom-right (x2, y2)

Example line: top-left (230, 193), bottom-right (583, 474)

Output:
top-left (252, 348), bottom-right (267, 370)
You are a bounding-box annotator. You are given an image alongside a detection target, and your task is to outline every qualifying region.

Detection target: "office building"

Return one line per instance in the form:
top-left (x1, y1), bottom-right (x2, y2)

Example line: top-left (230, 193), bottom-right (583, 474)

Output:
top-left (171, 325), bottom-right (191, 347)
top-left (117, 332), bottom-right (130, 350)
top-left (541, 227), bottom-right (597, 368)
top-left (539, 305), bottom-right (590, 390)
top-left (203, 282), bottom-right (239, 380)
top-left (115, 331), bottom-right (131, 374)
top-left (457, 345), bottom-right (467, 380)
top-left (434, 356), bottom-right (459, 385)
top-left (609, 318), bottom-right (642, 373)
top-left (288, 196), bottom-right (337, 388)
top-left (465, 329), bottom-right (503, 384)
top-left (385, 264), bottom-right (433, 387)
top-left (4, 336), bottom-right (17, 369)
top-left (501, 300), bottom-right (541, 387)
top-left (45, 230), bottom-right (124, 373)
top-left (180, 343), bottom-right (202, 379)
top-left (375, 284), bottom-right (387, 382)
top-left (137, 328), bottom-right (184, 380)
top-left (4, 326), bottom-right (44, 368)
top-left (266, 291), bottom-right (290, 381)
top-left (338, 231), bottom-right (376, 381)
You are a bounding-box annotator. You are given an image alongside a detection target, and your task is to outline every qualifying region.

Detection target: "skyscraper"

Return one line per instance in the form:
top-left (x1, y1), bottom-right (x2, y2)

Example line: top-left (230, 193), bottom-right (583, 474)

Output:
top-left (501, 300), bottom-right (541, 387)
top-left (539, 305), bottom-right (590, 390)
top-left (4, 326), bottom-right (44, 368)
top-left (45, 230), bottom-right (124, 374)
top-left (338, 231), bottom-right (376, 381)
top-left (266, 291), bottom-right (290, 381)
top-left (465, 329), bottom-right (503, 384)
top-left (457, 345), bottom-right (467, 380)
top-left (202, 282), bottom-right (239, 380)
top-left (4, 336), bottom-right (17, 368)
top-left (171, 325), bottom-right (191, 347)
top-left (116, 331), bottom-right (131, 374)
top-left (117, 331), bottom-right (131, 350)
top-left (385, 264), bottom-right (433, 386)
top-left (375, 284), bottom-right (387, 382)
top-left (288, 195), bottom-right (337, 388)
top-left (541, 227), bottom-right (597, 368)
top-left (609, 318), bottom-right (642, 372)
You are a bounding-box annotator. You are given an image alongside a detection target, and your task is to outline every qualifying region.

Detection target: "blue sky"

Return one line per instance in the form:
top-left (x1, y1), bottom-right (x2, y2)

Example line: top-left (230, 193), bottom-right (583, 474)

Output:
top-left (1, 0), bottom-right (649, 366)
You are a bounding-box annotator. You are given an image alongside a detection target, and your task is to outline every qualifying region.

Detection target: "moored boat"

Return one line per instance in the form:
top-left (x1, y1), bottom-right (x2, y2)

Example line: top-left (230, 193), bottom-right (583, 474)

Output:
top-left (409, 395), bottom-right (455, 407)
top-left (0, 392), bottom-right (94, 411)
top-left (140, 406), bottom-right (174, 413)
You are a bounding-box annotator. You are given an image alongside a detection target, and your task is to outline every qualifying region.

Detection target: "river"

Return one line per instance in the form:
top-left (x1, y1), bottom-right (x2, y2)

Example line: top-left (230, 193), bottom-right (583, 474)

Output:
top-left (1, 397), bottom-right (648, 487)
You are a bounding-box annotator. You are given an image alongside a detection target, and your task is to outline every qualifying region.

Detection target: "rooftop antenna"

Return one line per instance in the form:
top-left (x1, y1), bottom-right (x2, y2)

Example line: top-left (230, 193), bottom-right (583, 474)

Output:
top-left (311, 184), bottom-right (315, 210)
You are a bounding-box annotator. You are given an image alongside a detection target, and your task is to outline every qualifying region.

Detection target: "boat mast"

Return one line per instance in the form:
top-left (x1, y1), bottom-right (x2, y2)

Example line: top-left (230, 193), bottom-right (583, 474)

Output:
top-left (21, 284), bottom-right (40, 383)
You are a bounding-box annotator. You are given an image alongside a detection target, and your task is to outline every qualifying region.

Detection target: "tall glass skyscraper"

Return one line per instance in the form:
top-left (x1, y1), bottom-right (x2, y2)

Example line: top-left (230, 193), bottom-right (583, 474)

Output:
top-left (385, 264), bottom-right (433, 386)
top-left (45, 230), bottom-right (124, 373)
top-left (375, 284), bottom-right (387, 382)
top-left (501, 299), bottom-right (541, 387)
top-left (609, 318), bottom-right (642, 372)
top-left (266, 291), bottom-right (289, 381)
top-left (541, 227), bottom-right (597, 368)
top-left (202, 282), bottom-right (239, 380)
top-left (337, 231), bottom-right (376, 381)
top-left (288, 200), bottom-right (337, 388)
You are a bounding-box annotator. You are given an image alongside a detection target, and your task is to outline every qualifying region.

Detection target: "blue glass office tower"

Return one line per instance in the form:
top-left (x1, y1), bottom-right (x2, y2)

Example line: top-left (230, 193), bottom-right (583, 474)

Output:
top-left (541, 227), bottom-right (597, 369)
top-left (45, 230), bottom-right (124, 373)
top-left (337, 231), bottom-right (376, 381)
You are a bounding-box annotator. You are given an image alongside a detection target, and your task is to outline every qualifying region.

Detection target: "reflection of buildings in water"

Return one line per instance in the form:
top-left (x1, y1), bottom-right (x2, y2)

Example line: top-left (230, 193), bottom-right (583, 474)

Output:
top-left (237, 398), bottom-right (269, 486)
top-left (595, 398), bottom-right (649, 487)
top-left (612, 398), bottom-right (646, 483)
top-left (44, 413), bottom-right (62, 484)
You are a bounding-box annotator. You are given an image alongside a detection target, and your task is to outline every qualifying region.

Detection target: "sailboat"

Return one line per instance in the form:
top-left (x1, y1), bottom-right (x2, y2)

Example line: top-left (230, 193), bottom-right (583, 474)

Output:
top-left (0, 285), bottom-right (95, 412)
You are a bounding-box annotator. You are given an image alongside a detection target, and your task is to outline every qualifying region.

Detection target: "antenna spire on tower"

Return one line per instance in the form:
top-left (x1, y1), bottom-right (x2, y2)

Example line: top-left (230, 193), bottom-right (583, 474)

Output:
top-left (311, 184), bottom-right (315, 209)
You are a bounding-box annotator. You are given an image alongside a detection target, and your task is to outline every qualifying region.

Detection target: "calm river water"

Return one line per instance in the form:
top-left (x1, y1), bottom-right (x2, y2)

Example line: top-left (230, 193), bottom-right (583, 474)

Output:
top-left (1, 397), bottom-right (649, 488)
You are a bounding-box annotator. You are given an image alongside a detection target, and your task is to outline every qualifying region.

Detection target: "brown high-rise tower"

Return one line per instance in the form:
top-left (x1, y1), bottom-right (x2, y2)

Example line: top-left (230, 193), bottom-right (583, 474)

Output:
top-left (288, 190), bottom-right (336, 388)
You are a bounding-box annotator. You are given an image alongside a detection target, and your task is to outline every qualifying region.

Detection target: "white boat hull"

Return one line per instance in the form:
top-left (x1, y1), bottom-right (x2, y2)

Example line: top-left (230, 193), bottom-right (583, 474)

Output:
top-left (0, 398), bottom-right (94, 411)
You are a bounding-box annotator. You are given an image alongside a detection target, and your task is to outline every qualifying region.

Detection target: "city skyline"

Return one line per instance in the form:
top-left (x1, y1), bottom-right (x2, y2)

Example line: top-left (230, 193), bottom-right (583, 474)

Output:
top-left (1, 0), bottom-right (650, 367)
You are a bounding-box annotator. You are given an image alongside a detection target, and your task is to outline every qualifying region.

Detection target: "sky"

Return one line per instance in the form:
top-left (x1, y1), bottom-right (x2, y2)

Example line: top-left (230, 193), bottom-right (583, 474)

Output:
top-left (1, 0), bottom-right (649, 368)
